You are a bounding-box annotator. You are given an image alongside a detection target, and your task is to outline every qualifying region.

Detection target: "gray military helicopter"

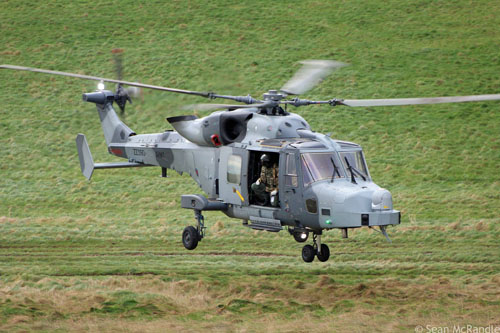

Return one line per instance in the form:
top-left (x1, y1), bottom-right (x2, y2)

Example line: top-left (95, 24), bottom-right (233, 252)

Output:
top-left (2, 59), bottom-right (500, 262)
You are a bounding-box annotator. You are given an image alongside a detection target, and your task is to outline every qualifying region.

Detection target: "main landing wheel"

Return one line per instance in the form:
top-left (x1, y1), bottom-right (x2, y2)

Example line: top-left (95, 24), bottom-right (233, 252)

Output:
top-left (316, 244), bottom-right (330, 262)
top-left (182, 226), bottom-right (199, 250)
top-left (302, 244), bottom-right (315, 263)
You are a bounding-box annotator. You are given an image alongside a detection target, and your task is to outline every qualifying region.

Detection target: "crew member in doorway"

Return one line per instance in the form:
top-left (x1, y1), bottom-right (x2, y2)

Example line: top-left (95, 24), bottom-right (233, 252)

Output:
top-left (251, 154), bottom-right (279, 206)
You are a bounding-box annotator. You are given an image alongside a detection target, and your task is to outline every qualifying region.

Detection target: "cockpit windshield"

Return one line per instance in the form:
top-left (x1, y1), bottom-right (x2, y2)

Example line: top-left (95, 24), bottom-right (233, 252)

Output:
top-left (301, 153), bottom-right (344, 185)
top-left (301, 151), bottom-right (370, 185)
top-left (339, 151), bottom-right (369, 180)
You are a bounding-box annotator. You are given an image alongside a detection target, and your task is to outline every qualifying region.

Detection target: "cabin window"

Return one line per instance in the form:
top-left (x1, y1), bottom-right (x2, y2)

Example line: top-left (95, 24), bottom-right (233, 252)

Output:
top-left (227, 155), bottom-right (242, 184)
top-left (284, 153), bottom-right (298, 187)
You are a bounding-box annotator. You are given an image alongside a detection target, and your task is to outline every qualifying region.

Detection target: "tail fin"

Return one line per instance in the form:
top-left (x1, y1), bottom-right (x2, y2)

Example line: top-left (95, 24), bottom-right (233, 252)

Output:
top-left (82, 91), bottom-right (135, 146)
top-left (76, 134), bottom-right (95, 180)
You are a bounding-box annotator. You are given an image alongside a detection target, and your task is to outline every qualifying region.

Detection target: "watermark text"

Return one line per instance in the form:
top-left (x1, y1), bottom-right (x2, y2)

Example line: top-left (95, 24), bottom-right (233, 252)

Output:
top-left (414, 325), bottom-right (500, 333)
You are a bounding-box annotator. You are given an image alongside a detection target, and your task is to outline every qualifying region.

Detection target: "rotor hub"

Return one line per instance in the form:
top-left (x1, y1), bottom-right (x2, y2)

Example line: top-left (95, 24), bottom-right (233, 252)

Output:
top-left (263, 90), bottom-right (285, 102)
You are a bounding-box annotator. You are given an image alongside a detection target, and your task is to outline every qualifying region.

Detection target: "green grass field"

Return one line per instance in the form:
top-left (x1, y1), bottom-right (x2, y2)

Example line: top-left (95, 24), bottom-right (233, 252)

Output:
top-left (1, 1), bottom-right (499, 332)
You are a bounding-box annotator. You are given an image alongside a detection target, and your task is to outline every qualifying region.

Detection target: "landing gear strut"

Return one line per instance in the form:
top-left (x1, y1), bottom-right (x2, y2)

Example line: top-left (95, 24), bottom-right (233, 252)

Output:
top-left (182, 209), bottom-right (206, 250)
top-left (301, 232), bottom-right (330, 263)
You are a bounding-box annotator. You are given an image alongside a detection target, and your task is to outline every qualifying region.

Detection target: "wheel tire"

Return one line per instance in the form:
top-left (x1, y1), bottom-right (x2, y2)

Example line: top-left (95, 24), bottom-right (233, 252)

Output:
top-left (302, 244), bottom-right (315, 263)
top-left (316, 244), bottom-right (330, 262)
top-left (293, 231), bottom-right (309, 243)
top-left (182, 226), bottom-right (199, 250)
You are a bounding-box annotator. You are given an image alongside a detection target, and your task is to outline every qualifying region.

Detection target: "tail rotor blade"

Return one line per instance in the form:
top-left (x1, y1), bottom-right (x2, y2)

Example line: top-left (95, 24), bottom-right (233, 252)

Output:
top-left (111, 48), bottom-right (124, 81)
top-left (125, 86), bottom-right (142, 99)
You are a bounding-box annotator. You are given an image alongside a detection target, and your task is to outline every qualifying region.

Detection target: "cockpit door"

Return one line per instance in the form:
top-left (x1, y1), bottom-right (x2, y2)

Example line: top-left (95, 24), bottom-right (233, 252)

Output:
top-left (218, 146), bottom-right (249, 205)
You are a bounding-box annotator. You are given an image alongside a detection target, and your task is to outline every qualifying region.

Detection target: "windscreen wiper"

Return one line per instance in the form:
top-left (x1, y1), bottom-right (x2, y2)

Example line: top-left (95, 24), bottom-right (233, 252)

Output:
top-left (351, 165), bottom-right (367, 181)
top-left (343, 156), bottom-right (367, 183)
top-left (330, 157), bottom-right (340, 183)
top-left (344, 156), bottom-right (357, 184)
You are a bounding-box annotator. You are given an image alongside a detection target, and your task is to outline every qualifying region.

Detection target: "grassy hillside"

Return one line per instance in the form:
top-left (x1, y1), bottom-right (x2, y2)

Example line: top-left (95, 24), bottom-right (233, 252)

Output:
top-left (1, 0), bottom-right (499, 332)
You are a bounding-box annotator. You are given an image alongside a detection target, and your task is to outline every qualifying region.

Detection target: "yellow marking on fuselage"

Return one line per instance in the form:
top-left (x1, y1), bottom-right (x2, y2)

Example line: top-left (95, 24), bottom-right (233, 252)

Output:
top-left (235, 189), bottom-right (245, 202)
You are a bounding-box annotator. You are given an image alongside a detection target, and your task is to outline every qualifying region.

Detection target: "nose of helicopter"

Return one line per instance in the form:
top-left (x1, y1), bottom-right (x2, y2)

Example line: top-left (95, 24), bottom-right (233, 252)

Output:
top-left (371, 188), bottom-right (393, 210)
top-left (315, 182), bottom-right (400, 229)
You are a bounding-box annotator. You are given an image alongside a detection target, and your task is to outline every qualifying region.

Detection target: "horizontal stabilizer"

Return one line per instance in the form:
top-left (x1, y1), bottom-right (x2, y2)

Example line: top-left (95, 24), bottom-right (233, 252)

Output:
top-left (76, 134), bottom-right (152, 180)
top-left (94, 162), bottom-right (151, 169)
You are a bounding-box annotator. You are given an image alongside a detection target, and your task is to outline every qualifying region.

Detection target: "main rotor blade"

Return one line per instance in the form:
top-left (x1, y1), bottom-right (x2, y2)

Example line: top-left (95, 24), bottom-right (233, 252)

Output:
top-left (280, 60), bottom-right (347, 95)
top-left (340, 94), bottom-right (500, 107)
top-left (0, 64), bottom-right (212, 98)
top-left (185, 103), bottom-right (271, 111)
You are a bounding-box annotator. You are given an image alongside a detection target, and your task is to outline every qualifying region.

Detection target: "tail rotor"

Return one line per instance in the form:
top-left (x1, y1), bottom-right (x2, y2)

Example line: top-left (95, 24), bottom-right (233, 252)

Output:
top-left (111, 48), bottom-right (140, 114)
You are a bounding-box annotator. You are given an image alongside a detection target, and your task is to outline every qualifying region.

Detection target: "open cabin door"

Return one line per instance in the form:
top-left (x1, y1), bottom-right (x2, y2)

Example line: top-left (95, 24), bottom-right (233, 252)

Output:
top-left (219, 146), bottom-right (249, 205)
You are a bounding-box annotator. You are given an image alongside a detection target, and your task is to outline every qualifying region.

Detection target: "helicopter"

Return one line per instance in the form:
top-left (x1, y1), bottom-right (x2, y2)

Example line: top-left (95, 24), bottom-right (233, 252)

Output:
top-left (2, 58), bottom-right (500, 263)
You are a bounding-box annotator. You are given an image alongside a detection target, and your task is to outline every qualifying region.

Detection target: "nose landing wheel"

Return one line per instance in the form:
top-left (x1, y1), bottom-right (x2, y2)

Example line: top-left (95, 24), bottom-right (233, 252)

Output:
top-left (301, 233), bottom-right (330, 263)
